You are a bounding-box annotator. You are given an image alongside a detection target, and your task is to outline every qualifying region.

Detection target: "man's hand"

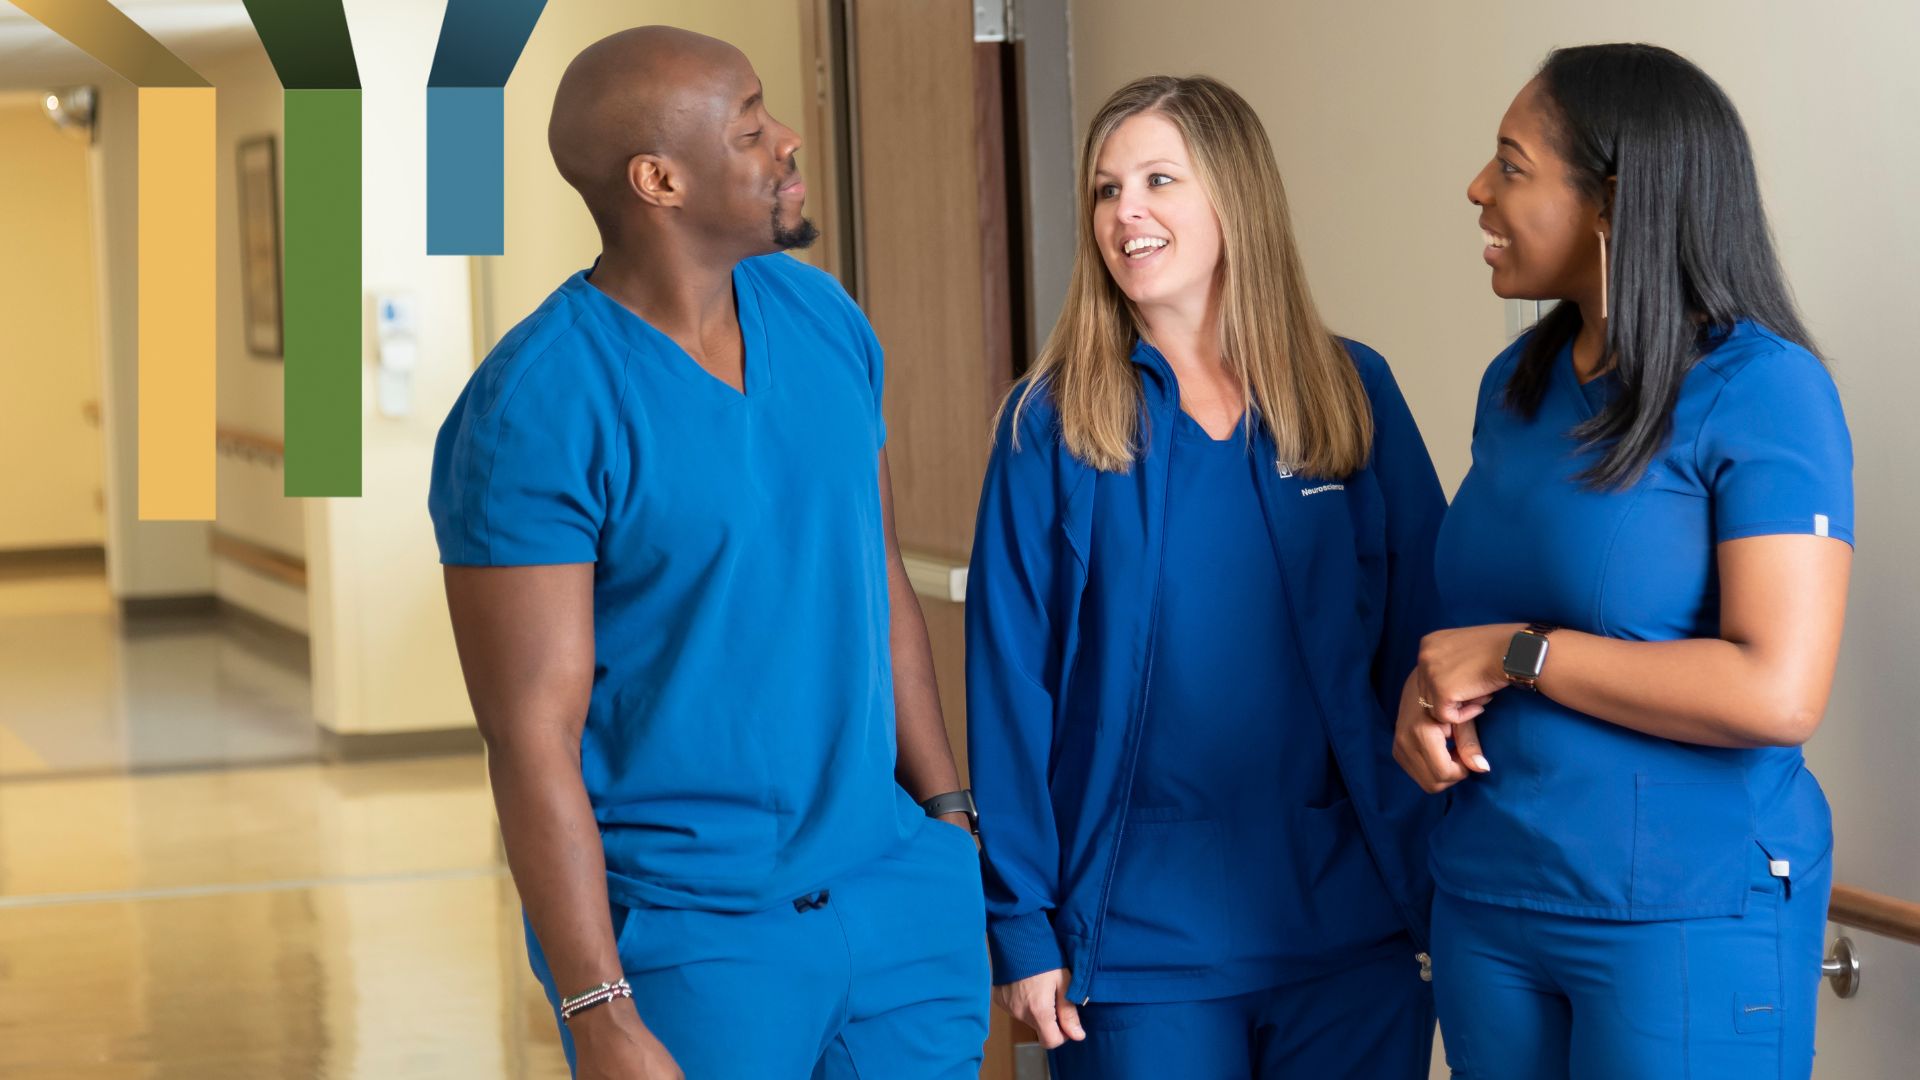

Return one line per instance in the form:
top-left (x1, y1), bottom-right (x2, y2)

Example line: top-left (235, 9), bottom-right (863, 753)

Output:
top-left (994, 968), bottom-right (1085, 1049)
top-left (572, 1001), bottom-right (684, 1080)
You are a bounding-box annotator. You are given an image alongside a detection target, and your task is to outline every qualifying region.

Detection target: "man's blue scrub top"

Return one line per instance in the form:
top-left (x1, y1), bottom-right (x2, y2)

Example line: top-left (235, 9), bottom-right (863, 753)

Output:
top-left (1431, 321), bottom-right (1853, 920)
top-left (429, 254), bottom-right (922, 913)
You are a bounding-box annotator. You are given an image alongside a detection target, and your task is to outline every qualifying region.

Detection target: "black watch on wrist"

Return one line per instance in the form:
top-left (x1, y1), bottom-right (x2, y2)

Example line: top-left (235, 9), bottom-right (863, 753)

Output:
top-left (1502, 623), bottom-right (1559, 691)
top-left (921, 789), bottom-right (978, 833)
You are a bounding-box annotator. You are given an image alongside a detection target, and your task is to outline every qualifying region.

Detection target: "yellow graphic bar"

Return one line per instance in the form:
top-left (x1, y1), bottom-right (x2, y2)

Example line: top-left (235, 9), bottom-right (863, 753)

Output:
top-left (137, 88), bottom-right (217, 519)
top-left (13, 1), bottom-right (216, 518)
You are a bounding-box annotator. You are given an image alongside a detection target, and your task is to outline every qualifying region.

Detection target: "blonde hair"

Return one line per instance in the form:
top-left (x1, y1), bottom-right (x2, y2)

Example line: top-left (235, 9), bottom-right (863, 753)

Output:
top-left (1007, 75), bottom-right (1372, 477)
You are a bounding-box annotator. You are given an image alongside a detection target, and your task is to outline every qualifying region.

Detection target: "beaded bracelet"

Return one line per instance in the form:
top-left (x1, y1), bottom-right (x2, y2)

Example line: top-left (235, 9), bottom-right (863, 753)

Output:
top-left (560, 977), bottom-right (633, 1023)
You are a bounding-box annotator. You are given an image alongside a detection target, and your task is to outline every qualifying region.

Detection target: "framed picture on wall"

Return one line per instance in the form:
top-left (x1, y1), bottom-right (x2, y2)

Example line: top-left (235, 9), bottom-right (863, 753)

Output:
top-left (237, 135), bottom-right (283, 358)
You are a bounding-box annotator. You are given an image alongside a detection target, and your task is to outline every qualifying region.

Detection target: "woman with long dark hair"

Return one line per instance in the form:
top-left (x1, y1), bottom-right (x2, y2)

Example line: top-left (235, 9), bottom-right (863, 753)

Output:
top-left (968, 75), bottom-right (1446, 1078)
top-left (1399, 44), bottom-right (1852, 1078)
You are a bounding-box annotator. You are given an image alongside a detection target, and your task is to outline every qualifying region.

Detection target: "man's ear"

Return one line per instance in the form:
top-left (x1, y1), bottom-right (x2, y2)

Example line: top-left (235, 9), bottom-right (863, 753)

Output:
top-left (629, 154), bottom-right (683, 209)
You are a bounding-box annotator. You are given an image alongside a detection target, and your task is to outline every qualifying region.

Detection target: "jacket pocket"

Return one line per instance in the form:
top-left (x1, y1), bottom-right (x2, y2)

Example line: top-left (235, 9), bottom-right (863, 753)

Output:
top-left (1096, 811), bottom-right (1229, 975)
top-left (1630, 775), bottom-right (1752, 916)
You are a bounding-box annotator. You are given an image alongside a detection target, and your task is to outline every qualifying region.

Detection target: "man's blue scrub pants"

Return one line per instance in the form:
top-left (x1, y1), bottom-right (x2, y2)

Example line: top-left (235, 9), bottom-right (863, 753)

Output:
top-left (1048, 950), bottom-right (1435, 1079)
top-left (1432, 847), bottom-right (1831, 1079)
top-left (528, 820), bottom-right (989, 1079)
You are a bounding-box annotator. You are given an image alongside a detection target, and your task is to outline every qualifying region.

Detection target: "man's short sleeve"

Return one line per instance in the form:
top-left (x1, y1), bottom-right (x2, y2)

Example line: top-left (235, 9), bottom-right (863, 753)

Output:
top-left (429, 345), bottom-right (620, 566)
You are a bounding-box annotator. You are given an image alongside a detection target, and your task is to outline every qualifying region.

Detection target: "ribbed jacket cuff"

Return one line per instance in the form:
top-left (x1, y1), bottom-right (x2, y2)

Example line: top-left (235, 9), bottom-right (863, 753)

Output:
top-left (988, 909), bottom-right (1065, 985)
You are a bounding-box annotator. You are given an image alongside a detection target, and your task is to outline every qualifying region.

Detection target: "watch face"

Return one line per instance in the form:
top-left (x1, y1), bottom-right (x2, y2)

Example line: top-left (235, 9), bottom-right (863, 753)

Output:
top-left (1505, 632), bottom-right (1550, 678)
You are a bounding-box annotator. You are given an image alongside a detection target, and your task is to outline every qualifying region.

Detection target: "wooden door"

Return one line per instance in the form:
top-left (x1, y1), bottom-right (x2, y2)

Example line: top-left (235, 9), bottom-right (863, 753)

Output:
top-left (806, 1), bottom-right (1030, 1076)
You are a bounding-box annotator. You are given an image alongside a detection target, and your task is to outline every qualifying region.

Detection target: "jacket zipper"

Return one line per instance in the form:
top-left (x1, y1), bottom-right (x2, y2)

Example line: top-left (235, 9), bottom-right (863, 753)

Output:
top-left (1078, 386), bottom-right (1177, 1006)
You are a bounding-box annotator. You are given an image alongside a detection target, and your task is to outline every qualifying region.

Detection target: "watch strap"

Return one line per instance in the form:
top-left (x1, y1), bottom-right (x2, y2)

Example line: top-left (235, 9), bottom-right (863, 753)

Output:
top-left (921, 789), bottom-right (977, 829)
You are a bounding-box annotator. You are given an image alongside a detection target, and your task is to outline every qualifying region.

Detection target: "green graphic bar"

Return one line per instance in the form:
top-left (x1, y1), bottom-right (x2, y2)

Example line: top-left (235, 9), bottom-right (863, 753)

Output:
top-left (281, 90), bottom-right (362, 497)
top-left (240, 0), bottom-right (362, 496)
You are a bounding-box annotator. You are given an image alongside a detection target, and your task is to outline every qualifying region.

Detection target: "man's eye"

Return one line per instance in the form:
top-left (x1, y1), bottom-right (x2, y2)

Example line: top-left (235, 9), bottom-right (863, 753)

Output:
top-left (744, 130), bottom-right (764, 141)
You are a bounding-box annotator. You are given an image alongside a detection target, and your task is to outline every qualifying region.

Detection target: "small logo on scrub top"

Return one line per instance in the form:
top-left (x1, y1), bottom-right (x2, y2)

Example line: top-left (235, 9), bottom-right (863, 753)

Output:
top-left (1300, 483), bottom-right (1345, 496)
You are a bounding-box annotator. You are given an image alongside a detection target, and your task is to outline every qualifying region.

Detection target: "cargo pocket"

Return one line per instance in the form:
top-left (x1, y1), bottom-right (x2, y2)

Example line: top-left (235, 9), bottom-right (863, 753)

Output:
top-left (1098, 810), bottom-right (1229, 975)
top-left (1631, 775), bottom-right (1752, 916)
top-left (1731, 874), bottom-right (1783, 1036)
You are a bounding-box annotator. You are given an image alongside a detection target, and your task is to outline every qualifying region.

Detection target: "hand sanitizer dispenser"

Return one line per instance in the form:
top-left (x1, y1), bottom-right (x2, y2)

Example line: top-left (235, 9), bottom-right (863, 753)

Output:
top-left (374, 292), bottom-right (418, 418)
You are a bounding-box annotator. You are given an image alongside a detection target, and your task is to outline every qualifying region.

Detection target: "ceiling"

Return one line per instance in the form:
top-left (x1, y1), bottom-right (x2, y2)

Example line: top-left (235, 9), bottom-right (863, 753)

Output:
top-left (0, 1), bottom-right (262, 89)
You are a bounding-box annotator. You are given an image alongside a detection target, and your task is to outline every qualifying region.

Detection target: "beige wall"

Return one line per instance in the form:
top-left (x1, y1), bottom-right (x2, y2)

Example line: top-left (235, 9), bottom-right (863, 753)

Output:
top-left (199, 44), bottom-right (310, 632)
top-left (308, 0), bottom-right (482, 737)
top-left (484, 0), bottom-right (812, 342)
top-left (1073, 2), bottom-right (1920, 1073)
top-left (90, 79), bottom-right (217, 599)
top-left (87, 44), bottom-right (303, 616)
top-left (0, 94), bottom-right (106, 551)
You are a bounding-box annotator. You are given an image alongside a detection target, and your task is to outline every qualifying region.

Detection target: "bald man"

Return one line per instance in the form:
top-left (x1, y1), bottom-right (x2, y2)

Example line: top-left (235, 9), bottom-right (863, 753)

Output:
top-left (428, 27), bottom-right (988, 1080)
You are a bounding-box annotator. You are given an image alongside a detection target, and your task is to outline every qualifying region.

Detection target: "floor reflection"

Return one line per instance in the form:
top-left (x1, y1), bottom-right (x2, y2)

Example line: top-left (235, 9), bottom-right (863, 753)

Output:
top-left (0, 560), bottom-right (569, 1076)
top-left (0, 559), bottom-right (316, 780)
top-left (0, 757), bottom-right (570, 1079)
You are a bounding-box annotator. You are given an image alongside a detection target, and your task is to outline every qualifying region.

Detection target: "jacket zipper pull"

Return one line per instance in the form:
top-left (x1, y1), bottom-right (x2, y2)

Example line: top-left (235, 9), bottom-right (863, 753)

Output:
top-left (1417, 952), bottom-right (1433, 983)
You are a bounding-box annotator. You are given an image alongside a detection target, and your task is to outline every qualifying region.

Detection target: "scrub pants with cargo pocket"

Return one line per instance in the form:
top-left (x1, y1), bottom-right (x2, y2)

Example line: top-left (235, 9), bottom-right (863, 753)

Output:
top-left (527, 818), bottom-right (989, 1079)
top-left (1432, 845), bottom-right (1832, 1079)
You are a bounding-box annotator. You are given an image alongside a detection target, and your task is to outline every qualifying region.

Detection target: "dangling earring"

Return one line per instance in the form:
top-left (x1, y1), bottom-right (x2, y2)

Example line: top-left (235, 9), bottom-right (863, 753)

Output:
top-left (1597, 231), bottom-right (1609, 321)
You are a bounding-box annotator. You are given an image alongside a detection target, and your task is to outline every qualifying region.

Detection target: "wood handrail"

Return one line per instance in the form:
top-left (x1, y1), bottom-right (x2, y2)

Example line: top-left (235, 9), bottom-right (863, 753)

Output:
top-left (215, 426), bottom-right (285, 460)
top-left (1830, 883), bottom-right (1920, 947)
top-left (210, 529), bottom-right (306, 588)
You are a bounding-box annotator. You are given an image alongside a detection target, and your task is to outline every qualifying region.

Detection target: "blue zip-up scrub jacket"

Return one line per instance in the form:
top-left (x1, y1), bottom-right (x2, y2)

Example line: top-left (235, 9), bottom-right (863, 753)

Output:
top-left (967, 338), bottom-right (1447, 1005)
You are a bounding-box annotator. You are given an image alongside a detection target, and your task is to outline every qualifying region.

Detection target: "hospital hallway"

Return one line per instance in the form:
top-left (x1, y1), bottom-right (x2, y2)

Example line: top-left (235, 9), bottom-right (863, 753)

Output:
top-left (0, 554), bottom-right (570, 1078)
top-left (2, 0), bottom-right (1918, 1076)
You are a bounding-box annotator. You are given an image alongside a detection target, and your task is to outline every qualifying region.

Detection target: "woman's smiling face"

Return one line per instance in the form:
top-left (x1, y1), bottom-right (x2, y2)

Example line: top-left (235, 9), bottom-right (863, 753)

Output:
top-left (1466, 79), bottom-right (1609, 305)
top-left (1092, 112), bottom-right (1224, 313)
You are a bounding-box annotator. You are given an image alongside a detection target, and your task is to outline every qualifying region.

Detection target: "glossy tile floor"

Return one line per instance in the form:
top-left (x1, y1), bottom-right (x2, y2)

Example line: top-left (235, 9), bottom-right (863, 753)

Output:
top-left (0, 554), bottom-right (318, 780)
top-left (0, 559), bottom-right (569, 1078)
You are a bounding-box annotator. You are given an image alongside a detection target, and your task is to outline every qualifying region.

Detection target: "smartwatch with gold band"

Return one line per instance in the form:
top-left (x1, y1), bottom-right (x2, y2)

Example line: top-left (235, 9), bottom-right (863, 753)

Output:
top-left (1501, 623), bottom-right (1559, 690)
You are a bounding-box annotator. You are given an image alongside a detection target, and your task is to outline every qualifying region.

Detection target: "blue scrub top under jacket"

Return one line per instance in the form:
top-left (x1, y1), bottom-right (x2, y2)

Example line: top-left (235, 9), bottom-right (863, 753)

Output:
top-left (1095, 411), bottom-right (1406, 1002)
top-left (1431, 321), bottom-right (1853, 921)
top-left (428, 254), bottom-right (923, 914)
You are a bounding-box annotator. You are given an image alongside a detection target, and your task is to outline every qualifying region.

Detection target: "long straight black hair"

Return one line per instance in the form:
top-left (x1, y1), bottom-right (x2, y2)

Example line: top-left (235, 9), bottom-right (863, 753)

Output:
top-left (1505, 43), bottom-right (1817, 488)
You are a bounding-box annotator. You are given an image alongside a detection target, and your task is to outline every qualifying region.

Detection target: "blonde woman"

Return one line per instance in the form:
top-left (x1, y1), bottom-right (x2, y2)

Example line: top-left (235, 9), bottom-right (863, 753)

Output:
top-left (966, 75), bottom-right (1444, 1078)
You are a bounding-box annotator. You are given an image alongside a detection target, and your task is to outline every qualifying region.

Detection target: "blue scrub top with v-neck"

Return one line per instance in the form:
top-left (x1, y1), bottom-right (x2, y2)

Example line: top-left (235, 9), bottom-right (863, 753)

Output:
top-left (1430, 321), bottom-right (1853, 921)
top-left (429, 253), bottom-right (923, 914)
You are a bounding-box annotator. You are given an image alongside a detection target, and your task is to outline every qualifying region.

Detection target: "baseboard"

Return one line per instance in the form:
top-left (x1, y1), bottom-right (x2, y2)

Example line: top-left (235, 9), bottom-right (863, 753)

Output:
top-left (0, 546), bottom-right (106, 580)
top-left (119, 593), bottom-right (220, 618)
